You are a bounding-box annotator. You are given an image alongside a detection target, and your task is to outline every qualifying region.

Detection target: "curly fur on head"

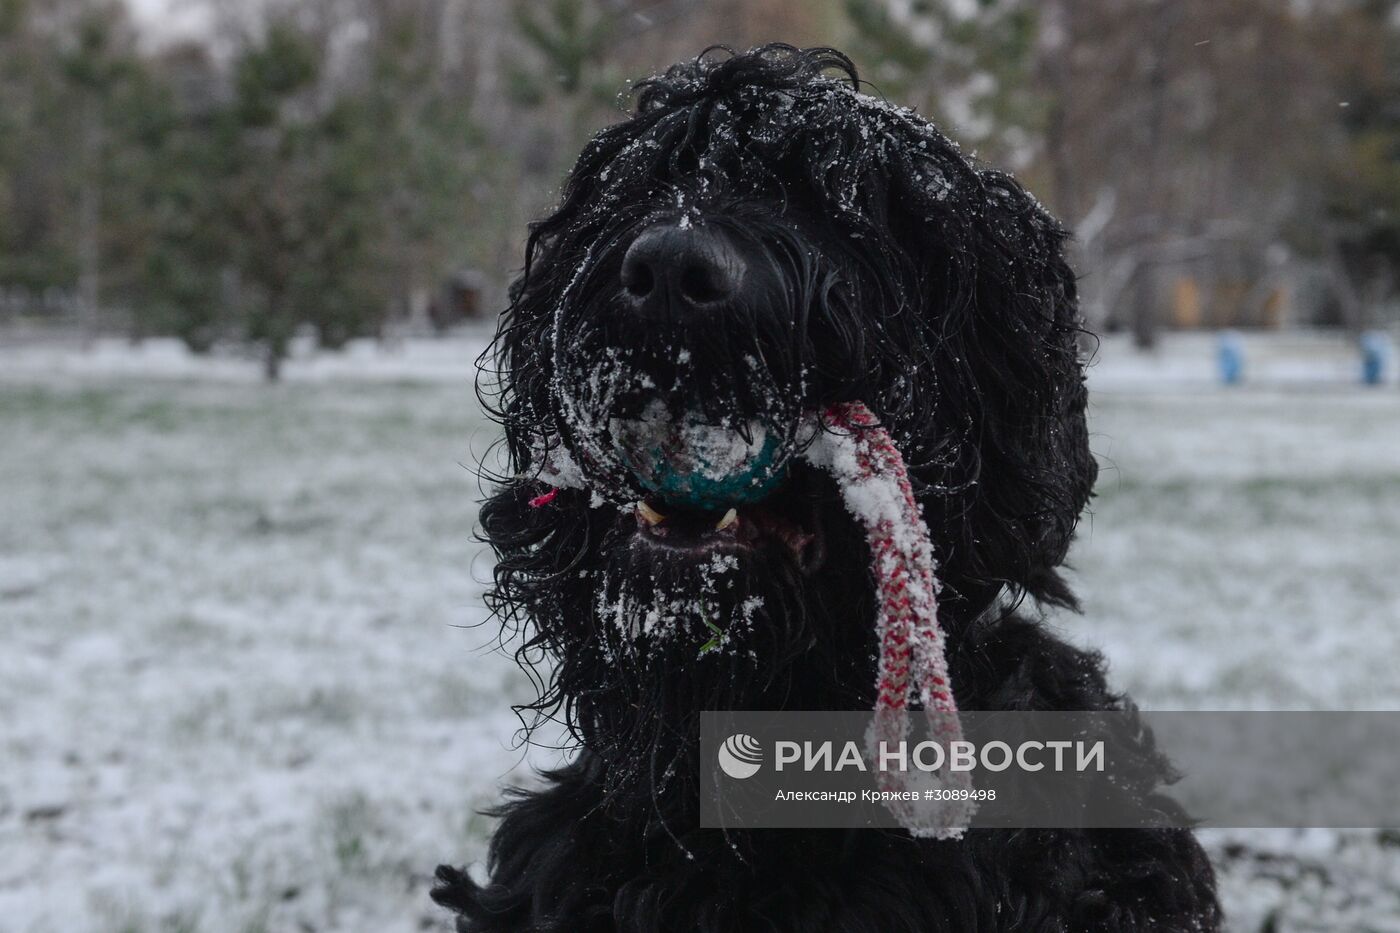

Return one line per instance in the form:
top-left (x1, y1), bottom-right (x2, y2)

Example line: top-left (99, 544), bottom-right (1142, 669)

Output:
top-left (437, 44), bottom-right (1219, 933)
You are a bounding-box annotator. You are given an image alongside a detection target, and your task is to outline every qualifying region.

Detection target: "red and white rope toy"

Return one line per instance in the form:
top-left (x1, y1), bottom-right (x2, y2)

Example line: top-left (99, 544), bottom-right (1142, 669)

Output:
top-left (530, 400), bottom-right (975, 835)
top-left (803, 402), bottom-right (973, 837)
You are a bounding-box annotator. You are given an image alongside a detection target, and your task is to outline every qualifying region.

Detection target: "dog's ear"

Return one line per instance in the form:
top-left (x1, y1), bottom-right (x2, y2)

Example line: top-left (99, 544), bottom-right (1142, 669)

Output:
top-left (882, 134), bottom-right (1097, 611)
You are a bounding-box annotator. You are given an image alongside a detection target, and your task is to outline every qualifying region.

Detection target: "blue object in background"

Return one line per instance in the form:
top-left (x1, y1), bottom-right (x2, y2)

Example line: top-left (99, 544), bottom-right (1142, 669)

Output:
top-left (1360, 330), bottom-right (1391, 386)
top-left (1217, 330), bottom-right (1245, 386)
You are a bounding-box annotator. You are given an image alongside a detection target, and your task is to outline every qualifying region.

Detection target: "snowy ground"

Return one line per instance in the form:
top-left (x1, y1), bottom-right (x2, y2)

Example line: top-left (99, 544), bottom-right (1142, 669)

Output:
top-left (2, 332), bottom-right (1398, 932)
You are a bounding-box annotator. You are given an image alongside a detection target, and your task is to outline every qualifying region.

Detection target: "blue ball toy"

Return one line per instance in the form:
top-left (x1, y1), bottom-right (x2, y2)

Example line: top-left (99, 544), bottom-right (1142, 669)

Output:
top-left (612, 409), bottom-right (789, 510)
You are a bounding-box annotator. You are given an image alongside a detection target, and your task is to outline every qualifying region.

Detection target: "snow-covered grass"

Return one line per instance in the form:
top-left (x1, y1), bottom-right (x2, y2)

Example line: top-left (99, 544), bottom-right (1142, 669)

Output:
top-left (2, 333), bottom-right (1398, 931)
top-left (0, 336), bottom-right (555, 933)
top-left (1068, 382), bottom-right (1400, 932)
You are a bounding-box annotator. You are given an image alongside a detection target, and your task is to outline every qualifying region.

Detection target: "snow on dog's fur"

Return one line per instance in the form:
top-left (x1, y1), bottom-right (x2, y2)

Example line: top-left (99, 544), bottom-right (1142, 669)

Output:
top-left (434, 45), bottom-right (1220, 932)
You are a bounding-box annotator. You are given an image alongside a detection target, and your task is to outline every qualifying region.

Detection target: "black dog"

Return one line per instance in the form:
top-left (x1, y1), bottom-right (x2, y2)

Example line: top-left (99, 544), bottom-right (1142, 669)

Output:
top-left (435, 45), bottom-right (1221, 932)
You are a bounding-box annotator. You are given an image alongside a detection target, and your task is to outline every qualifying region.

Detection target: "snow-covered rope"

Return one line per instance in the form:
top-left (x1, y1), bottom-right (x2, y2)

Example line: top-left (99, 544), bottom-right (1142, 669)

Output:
top-left (803, 402), bottom-right (973, 838)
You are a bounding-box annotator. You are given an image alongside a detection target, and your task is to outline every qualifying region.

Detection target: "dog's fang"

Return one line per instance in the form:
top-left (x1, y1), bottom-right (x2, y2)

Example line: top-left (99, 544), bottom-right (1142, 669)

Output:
top-left (715, 508), bottom-right (739, 531)
top-left (636, 500), bottom-right (667, 525)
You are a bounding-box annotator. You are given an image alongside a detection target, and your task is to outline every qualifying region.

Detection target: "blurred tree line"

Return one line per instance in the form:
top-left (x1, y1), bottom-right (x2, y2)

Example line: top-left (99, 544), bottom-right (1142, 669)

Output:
top-left (0, 0), bottom-right (491, 377)
top-left (846, 0), bottom-right (1400, 345)
top-left (1, 0), bottom-right (1398, 375)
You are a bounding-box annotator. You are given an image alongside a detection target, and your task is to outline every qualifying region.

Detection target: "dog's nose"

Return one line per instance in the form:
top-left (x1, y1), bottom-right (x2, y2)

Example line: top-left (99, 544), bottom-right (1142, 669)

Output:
top-left (619, 224), bottom-right (746, 316)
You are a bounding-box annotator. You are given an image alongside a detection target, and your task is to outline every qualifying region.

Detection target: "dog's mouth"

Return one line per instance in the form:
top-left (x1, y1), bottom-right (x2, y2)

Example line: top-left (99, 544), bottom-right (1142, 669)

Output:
top-left (628, 465), bottom-right (825, 572)
top-left (559, 402), bottom-right (827, 571)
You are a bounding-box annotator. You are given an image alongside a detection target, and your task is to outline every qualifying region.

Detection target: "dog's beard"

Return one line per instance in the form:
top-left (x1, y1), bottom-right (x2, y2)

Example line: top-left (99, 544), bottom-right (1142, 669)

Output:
top-left (592, 543), bottom-right (777, 649)
top-left (577, 531), bottom-right (808, 802)
top-left (550, 499), bottom-right (877, 814)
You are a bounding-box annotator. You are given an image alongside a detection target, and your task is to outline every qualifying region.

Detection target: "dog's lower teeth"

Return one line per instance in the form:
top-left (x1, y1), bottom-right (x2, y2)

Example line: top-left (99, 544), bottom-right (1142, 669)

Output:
top-left (636, 501), bottom-right (666, 525)
top-left (715, 508), bottom-right (739, 531)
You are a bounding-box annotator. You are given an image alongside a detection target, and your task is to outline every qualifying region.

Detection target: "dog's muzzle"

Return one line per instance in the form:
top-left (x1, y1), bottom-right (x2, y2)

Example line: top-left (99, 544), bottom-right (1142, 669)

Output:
top-left (550, 219), bottom-right (814, 510)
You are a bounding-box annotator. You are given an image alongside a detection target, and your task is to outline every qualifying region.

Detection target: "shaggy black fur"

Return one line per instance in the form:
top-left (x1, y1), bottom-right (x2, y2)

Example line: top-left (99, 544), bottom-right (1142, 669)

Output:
top-left (434, 45), bottom-right (1221, 932)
